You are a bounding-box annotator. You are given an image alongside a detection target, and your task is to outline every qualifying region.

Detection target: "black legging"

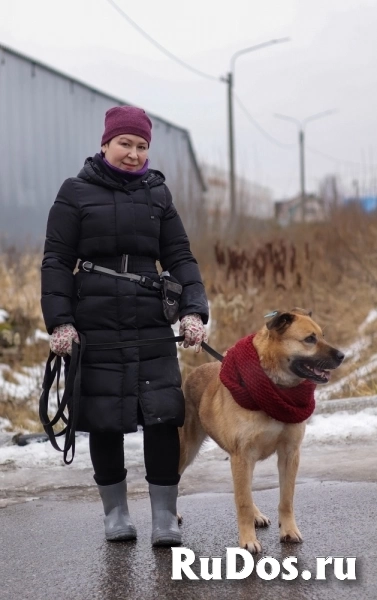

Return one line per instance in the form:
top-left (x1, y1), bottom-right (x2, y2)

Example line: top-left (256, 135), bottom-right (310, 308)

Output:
top-left (90, 424), bottom-right (180, 487)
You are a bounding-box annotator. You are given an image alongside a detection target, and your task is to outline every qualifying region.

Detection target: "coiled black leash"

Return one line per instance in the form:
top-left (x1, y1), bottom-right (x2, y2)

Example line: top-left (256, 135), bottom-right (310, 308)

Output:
top-left (39, 334), bottom-right (223, 464)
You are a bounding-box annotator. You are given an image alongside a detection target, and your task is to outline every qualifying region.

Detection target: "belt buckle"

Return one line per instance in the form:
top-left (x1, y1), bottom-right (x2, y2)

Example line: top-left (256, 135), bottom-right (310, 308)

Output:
top-left (139, 275), bottom-right (152, 288)
top-left (121, 254), bottom-right (129, 273)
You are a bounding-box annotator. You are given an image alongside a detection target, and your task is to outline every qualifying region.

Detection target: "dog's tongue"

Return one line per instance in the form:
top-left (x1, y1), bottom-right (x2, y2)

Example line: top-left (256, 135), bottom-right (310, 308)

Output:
top-left (314, 367), bottom-right (331, 380)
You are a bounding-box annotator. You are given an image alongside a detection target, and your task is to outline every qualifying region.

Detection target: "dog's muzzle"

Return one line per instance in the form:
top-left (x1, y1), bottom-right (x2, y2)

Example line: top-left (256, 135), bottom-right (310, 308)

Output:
top-left (289, 348), bottom-right (345, 384)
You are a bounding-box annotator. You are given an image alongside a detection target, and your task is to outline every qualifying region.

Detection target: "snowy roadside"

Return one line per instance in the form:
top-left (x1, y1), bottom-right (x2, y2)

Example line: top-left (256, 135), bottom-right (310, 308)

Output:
top-left (1, 308), bottom-right (377, 503)
top-left (1, 397), bottom-right (377, 506)
top-left (2, 394), bottom-right (377, 468)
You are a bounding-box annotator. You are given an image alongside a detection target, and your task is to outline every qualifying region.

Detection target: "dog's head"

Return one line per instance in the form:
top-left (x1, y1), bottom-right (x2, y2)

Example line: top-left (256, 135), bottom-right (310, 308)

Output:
top-left (254, 308), bottom-right (345, 387)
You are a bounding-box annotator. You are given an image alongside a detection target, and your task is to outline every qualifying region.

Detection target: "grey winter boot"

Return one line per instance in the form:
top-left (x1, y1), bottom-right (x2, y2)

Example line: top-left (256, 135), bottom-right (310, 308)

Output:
top-left (97, 479), bottom-right (137, 541)
top-left (149, 483), bottom-right (182, 546)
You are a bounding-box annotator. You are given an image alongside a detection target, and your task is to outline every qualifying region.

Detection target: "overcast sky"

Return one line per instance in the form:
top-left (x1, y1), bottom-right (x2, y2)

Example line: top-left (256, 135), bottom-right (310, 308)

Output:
top-left (1, 0), bottom-right (376, 199)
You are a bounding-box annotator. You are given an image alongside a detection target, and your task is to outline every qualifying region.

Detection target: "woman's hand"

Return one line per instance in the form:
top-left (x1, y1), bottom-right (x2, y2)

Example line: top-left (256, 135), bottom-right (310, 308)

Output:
top-left (50, 324), bottom-right (80, 356)
top-left (179, 314), bottom-right (208, 353)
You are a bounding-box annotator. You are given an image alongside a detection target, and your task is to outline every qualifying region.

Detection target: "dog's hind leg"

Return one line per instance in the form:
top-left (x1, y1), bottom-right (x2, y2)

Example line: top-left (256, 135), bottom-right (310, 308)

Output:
top-left (231, 453), bottom-right (262, 553)
top-left (277, 443), bottom-right (303, 543)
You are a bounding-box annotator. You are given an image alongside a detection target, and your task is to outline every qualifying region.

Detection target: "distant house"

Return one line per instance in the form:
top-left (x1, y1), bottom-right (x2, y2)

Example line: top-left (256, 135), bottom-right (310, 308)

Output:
top-left (274, 194), bottom-right (325, 226)
top-left (0, 44), bottom-right (205, 243)
top-left (203, 164), bottom-right (274, 219)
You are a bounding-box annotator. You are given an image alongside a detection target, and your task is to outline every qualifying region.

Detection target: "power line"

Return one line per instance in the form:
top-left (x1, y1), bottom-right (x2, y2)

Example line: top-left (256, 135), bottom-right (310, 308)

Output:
top-left (233, 102), bottom-right (372, 169)
top-left (306, 145), bottom-right (365, 168)
top-left (234, 94), bottom-right (296, 149)
top-left (104, 0), bottom-right (221, 83)
top-left (105, 1), bottom-right (369, 183)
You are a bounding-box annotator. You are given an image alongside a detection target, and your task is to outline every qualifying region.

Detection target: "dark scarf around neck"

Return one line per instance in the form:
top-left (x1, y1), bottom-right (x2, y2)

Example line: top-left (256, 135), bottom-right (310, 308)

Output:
top-left (93, 153), bottom-right (148, 184)
top-left (219, 334), bottom-right (316, 424)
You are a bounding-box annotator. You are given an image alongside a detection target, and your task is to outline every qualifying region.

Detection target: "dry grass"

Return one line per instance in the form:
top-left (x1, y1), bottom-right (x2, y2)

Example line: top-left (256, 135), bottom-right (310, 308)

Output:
top-left (1, 368), bottom-right (19, 385)
top-left (1, 202), bottom-right (377, 434)
top-left (198, 205), bottom-right (377, 343)
top-left (19, 340), bottom-right (50, 367)
top-left (182, 203), bottom-right (377, 389)
top-left (352, 379), bottom-right (377, 396)
top-left (0, 242), bottom-right (45, 358)
top-left (0, 244), bottom-right (43, 319)
top-left (0, 399), bottom-right (42, 433)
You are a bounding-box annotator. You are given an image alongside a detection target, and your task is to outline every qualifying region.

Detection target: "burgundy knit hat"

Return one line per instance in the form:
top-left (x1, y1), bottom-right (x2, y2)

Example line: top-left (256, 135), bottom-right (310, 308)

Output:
top-left (101, 106), bottom-right (152, 146)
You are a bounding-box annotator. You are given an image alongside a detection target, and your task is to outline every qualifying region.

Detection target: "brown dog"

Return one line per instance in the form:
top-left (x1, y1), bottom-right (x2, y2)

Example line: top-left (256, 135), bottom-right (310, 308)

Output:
top-left (178, 308), bottom-right (344, 553)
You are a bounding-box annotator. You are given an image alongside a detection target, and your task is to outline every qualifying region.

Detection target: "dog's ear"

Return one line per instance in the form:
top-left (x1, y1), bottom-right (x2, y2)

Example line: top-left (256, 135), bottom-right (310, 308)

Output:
top-left (291, 307), bottom-right (312, 317)
top-left (266, 311), bottom-right (296, 333)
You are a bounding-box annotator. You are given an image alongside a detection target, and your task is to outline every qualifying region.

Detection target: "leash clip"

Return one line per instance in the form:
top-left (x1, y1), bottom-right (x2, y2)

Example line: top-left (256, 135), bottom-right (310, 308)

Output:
top-left (264, 310), bottom-right (278, 319)
top-left (82, 261), bottom-right (93, 272)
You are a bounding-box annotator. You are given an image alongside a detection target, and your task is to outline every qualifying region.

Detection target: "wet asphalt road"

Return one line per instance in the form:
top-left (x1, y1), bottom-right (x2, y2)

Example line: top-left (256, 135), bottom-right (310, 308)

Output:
top-left (0, 481), bottom-right (376, 600)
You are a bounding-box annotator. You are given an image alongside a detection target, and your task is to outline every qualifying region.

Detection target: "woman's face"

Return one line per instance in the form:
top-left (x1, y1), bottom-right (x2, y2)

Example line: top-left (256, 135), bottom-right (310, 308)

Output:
top-left (101, 134), bottom-right (149, 171)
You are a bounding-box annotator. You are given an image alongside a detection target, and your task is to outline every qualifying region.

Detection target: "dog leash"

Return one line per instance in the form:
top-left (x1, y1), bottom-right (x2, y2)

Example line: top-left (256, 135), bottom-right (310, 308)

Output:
top-left (84, 336), bottom-right (223, 362)
top-left (39, 334), bottom-right (223, 464)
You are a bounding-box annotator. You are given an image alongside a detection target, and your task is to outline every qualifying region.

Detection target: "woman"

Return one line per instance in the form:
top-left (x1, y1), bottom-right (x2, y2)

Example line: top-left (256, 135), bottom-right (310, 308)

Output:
top-left (40, 105), bottom-right (209, 546)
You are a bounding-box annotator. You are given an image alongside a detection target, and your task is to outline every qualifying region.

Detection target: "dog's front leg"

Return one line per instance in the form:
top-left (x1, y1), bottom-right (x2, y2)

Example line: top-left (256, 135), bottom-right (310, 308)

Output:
top-left (230, 453), bottom-right (262, 553)
top-left (277, 444), bottom-right (302, 543)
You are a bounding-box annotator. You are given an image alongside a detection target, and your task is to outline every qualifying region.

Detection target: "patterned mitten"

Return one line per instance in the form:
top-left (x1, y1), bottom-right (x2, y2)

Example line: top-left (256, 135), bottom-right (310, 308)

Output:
top-left (179, 314), bottom-right (208, 353)
top-left (50, 324), bottom-right (80, 356)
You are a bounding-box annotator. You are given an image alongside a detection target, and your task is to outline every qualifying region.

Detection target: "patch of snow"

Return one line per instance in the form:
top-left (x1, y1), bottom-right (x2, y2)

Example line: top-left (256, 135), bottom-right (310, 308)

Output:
top-left (359, 308), bottom-right (377, 332)
top-left (305, 408), bottom-right (377, 444)
top-left (0, 417), bottom-right (12, 432)
top-left (315, 353), bottom-right (377, 401)
top-left (0, 432), bottom-right (142, 471)
top-left (0, 362), bottom-right (45, 401)
top-left (315, 395), bottom-right (377, 414)
top-left (1, 406), bottom-right (376, 479)
top-left (25, 329), bottom-right (50, 345)
top-left (344, 337), bottom-right (371, 363)
top-left (0, 308), bottom-right (9, 324)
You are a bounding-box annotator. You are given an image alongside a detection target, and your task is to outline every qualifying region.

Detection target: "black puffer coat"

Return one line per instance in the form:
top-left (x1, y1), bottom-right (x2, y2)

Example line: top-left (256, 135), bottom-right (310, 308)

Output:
top-left (41, 155), bottom-right (209, 433)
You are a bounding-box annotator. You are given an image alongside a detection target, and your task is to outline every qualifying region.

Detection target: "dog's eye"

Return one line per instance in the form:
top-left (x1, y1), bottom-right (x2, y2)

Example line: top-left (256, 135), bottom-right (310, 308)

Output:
top-left (304, 335), bottom-right (317, 344)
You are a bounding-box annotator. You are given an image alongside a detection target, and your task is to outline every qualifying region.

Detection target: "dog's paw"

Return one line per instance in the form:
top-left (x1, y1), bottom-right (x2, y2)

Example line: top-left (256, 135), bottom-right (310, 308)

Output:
top-left (279, 525), bottom-right (303, 543)
top-left (254, 513), bottom-right (271, 528)
top-left (242, 539), bottom-right (262, 554)
top-left (177, 512), bottom-right (183, 526)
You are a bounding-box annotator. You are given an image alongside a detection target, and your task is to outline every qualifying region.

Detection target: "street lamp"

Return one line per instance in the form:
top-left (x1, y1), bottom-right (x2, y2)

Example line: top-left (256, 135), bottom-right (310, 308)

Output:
top-left (274, 110), bottom-right (336, 221)
top-left (224, 37), bottom-right (290, 219)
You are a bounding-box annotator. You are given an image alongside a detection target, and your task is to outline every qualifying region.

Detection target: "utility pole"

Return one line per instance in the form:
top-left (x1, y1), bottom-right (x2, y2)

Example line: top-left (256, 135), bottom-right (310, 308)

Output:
top-left (352, 179), bottom-right (360, 201)
top-left (275, 110), bottom-right (336, 222)
top-left (226, 71), bottom-right (236, 217)
top-left (299, 129), bottom-right (306, 221)
top-left (224, 38), bottom-right (290, 220)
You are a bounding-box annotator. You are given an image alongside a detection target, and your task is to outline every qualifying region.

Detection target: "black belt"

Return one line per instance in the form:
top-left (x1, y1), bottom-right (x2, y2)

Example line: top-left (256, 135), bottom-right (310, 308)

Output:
top-left (39, 334), bottom-right (223, 464)
top-left (79, 254), bottom-right (157, 273)
top-left (77, 259), bottom-right (161, 291)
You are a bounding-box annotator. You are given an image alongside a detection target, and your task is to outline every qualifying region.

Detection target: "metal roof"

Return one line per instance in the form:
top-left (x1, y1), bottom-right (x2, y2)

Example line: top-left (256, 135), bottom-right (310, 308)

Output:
top-left (0, 42), bottom-right (206, 191)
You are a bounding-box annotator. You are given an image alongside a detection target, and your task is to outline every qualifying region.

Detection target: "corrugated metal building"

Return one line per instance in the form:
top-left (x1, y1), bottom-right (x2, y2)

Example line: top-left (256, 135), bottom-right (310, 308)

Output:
top-left (0, 44), bottom-right (205, 243)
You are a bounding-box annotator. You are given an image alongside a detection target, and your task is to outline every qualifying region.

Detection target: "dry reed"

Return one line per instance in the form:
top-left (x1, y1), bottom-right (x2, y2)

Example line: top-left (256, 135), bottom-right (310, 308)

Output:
top-left (1, 200), bottom-right (377, 432)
